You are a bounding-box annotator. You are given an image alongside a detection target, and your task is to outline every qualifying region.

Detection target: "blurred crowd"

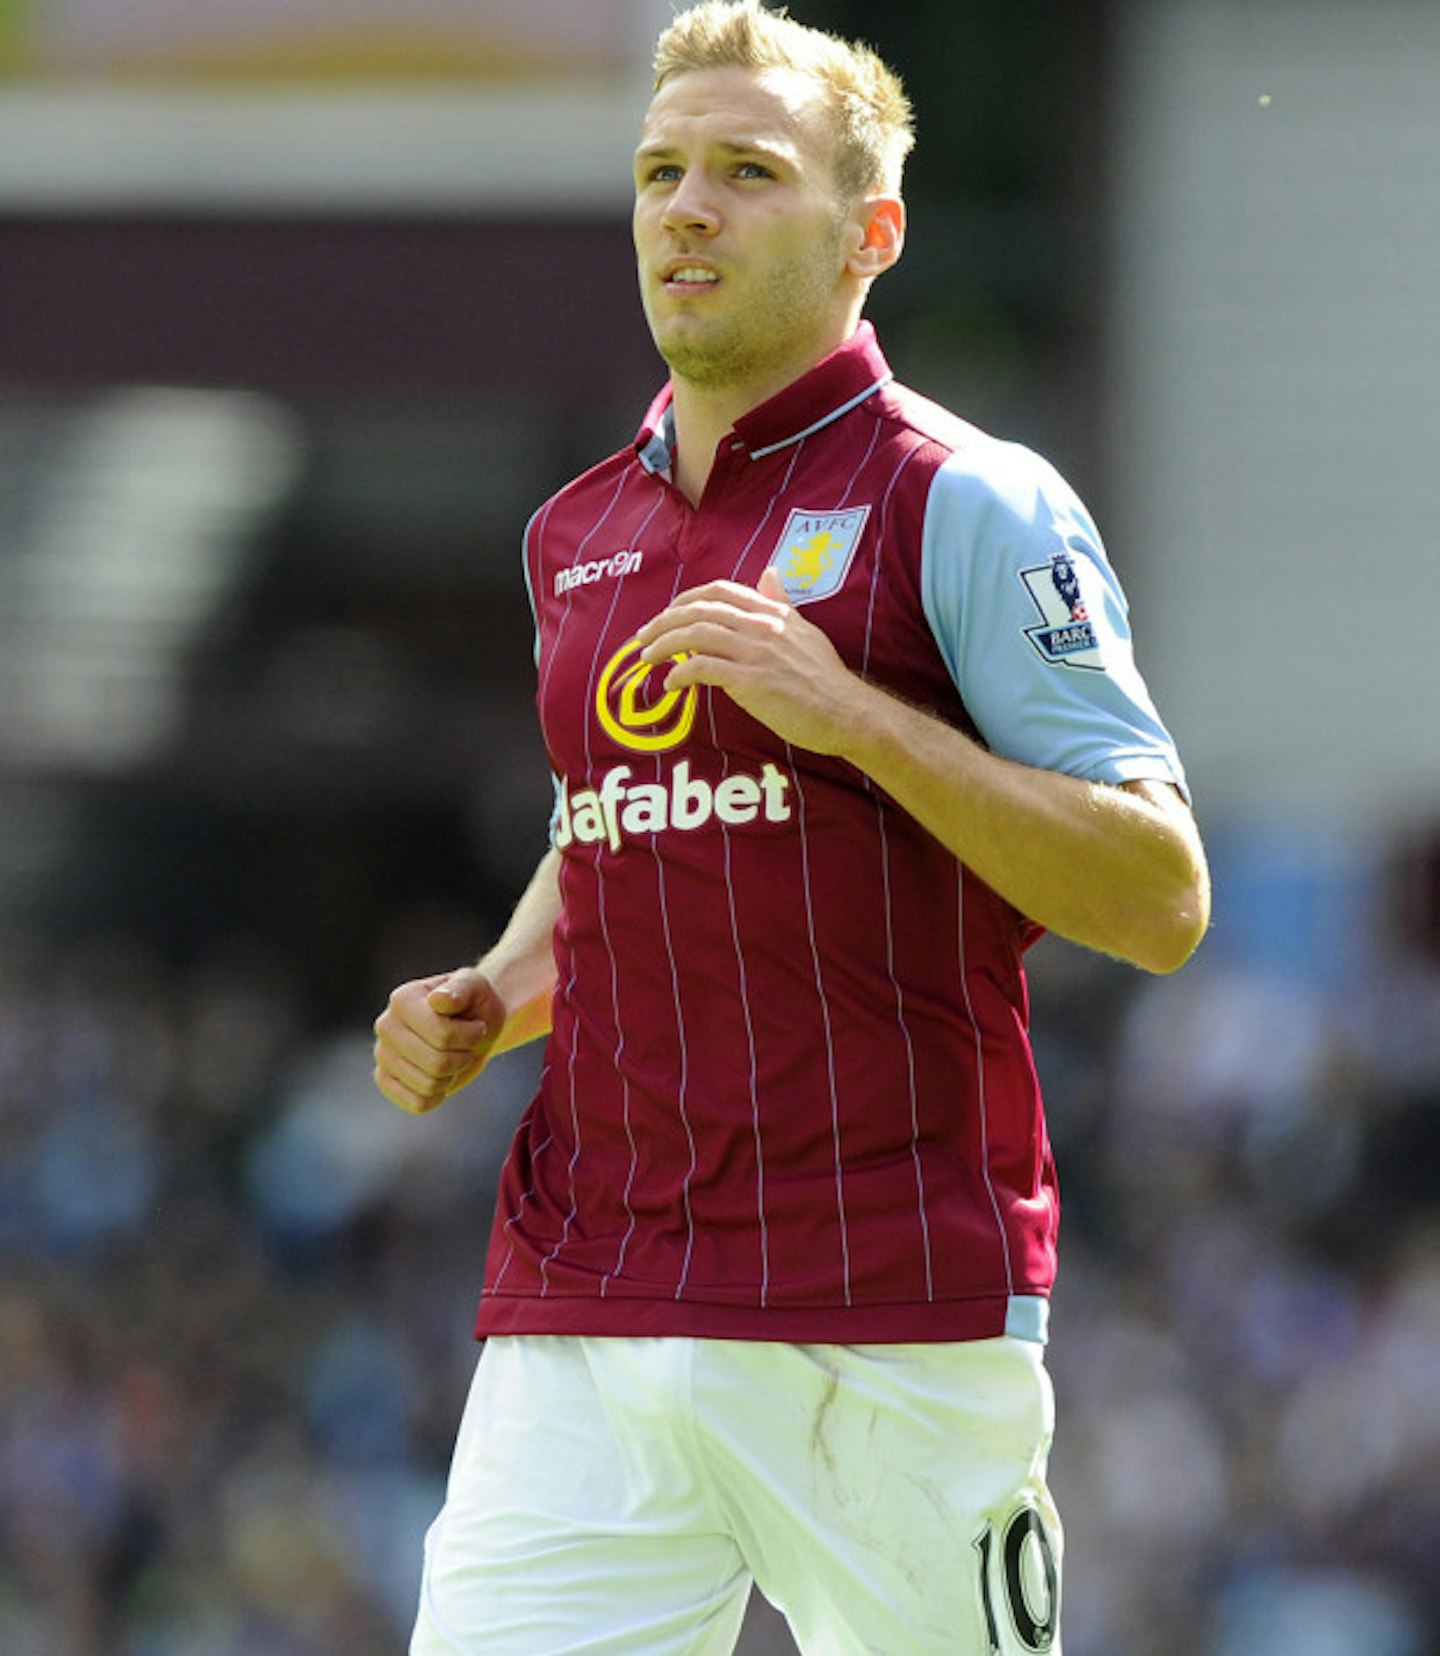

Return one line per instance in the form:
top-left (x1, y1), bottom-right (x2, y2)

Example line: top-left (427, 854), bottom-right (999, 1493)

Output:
top-left (1035, 842), bottom-right (1440, 1656)
top-left (0, 920), bottom-right (535, 1656)
top-left (1, 829), bottom-right (1437, 1656)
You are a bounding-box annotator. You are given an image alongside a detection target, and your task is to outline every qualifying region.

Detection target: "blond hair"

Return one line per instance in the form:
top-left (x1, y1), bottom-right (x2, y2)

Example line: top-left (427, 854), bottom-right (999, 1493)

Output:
top-left (652, 1), bottom-right (914, 200)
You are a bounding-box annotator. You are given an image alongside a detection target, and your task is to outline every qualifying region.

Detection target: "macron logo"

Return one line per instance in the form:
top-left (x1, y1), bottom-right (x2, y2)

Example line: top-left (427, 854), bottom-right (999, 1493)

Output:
top-left (555, 549), bottom-right (643, 597)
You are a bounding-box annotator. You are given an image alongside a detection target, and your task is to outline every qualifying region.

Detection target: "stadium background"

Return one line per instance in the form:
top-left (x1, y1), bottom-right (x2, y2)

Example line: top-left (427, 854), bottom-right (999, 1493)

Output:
top-left (1, 2), bottom-right (1437, 1652)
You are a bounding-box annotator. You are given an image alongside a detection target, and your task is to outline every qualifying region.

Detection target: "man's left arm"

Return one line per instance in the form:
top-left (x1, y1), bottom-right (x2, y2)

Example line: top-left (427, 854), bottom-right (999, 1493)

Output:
top-left (636, 573), bottom-right (1210, 974)
top-left (830, 675), bottom-right (1209, 973)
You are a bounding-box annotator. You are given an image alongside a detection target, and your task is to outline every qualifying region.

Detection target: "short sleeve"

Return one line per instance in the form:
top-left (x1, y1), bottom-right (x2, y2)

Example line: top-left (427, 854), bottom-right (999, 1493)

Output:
top-left (920, 439), bottom-right (1189, 798)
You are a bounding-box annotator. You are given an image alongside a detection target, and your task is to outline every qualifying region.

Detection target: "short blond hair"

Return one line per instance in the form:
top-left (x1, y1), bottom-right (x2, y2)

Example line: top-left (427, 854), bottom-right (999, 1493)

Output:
top-left (652, 1), bottom-right (914, 200)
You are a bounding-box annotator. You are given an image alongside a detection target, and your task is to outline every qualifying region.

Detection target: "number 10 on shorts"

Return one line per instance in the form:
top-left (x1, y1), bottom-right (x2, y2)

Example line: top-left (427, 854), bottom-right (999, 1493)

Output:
top-left (973, 1506), bottom-right (1061, 1654)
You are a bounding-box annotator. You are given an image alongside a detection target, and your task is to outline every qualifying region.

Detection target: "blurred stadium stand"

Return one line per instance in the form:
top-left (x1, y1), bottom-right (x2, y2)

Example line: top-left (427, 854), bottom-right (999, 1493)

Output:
top-left (1, 4), bottom-right (1436, 1654)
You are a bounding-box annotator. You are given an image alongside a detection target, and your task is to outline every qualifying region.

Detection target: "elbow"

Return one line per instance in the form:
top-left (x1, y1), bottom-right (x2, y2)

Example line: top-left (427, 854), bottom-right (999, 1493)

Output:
top-left (1134, 914), bottom-right (1208, 976)
top-left (1124, 791), bottom-right (1212, 975)
top-left (1132, 875), bottom-right (1212, 976)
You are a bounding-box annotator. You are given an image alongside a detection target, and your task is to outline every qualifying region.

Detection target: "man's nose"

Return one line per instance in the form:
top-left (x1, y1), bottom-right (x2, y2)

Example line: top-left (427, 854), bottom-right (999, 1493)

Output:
top-left (662, 172), bottom-right (720, 236)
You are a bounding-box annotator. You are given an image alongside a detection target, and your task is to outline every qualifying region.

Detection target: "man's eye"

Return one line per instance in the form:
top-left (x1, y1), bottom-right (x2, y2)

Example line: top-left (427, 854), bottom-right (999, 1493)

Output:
top-left (735, 162), bottom-right (773, 180)
top-left (647, 164), bottom-right (682, 184)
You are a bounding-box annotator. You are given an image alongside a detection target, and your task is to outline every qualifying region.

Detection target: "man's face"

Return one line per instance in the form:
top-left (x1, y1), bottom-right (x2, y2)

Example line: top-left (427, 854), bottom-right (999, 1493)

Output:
top-left (632, 65), bottom-right (862, 397)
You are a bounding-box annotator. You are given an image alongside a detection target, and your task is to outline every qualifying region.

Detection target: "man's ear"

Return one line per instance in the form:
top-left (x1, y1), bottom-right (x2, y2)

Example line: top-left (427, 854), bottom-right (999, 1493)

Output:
top-left (847, 196), bottom-right (905, 280)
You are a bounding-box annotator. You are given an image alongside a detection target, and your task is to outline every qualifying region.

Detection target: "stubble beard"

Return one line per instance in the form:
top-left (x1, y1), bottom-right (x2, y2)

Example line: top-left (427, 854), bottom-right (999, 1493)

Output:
top-left (649, 223), bottom-right (850, 395)
top-left (655, 315), bottom-right (768, 392)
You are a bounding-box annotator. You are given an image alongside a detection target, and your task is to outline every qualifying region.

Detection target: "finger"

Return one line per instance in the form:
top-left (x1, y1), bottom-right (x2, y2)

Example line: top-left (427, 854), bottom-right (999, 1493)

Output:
top-left (381, 981), bottom-right (488, 1050)
top-left (636, 588), bottom-right (786, 648)
top-left (427, 985), bottom-right (493, 1035)
top-left (374, 1045), bottom-right (472, 1111)
top-left (375, 1068), bottom-right (449, 1116)
top-left (757, 565), bottom-right (792, 606)
top-left (644, 617), bottom-right (745, 658)
top-left (638, 609), bottom-right (785, 668)
top-left (374, 1047), bottom-right (449, 1114)
top-left (374, 1006), bottom-right (489, 1078)
top-left (659, 578), bottom-right (782, 613)
top-left (376, 1034), bottom-right (489, 1111)
top-left (427, 966), bottom-right (503, 1022)
top-left (427, 980), bottom-right (468, 1014)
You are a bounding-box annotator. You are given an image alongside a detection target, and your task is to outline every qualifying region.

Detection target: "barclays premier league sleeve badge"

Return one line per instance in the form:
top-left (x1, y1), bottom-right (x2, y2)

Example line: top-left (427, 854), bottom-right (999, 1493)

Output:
top-left (1018, 549), bottom-right (1105, 671)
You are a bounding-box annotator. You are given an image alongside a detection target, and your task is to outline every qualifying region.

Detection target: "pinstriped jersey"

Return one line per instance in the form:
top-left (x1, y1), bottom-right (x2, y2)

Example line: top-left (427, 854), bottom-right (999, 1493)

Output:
top-left (475, 323), bottom-right (1185, 1345)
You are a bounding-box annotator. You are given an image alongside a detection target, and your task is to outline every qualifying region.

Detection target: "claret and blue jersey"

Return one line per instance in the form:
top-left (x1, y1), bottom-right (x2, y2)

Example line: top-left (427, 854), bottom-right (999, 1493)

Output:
top-left (476, 323), bottom-right (1185, 1347)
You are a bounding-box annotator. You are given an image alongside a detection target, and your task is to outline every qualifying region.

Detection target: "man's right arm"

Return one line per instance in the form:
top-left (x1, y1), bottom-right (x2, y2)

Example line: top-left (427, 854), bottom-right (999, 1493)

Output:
top-left (373, 847), bottom-right (562, 1115)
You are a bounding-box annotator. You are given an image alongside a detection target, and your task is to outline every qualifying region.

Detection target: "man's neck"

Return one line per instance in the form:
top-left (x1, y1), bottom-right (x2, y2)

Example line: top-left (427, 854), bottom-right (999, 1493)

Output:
top-left (665, 320), bottom-right (859, 506)
top-left (668, 384), bottom-right (745, 506)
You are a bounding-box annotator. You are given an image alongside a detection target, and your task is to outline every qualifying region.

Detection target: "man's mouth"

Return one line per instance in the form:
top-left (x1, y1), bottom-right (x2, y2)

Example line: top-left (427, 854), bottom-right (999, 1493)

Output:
top-left (663, 265), bottom-right (720, 289)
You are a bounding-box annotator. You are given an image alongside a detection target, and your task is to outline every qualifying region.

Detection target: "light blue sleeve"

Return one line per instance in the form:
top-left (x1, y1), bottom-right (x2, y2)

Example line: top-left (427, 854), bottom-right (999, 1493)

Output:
top-left (920, 439), bottom-right (1189, 798)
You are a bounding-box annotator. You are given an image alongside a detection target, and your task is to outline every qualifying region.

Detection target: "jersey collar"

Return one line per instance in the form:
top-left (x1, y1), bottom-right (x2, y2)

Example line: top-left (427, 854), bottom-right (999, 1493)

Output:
top-left (634, 322), bottom-right (893, 478)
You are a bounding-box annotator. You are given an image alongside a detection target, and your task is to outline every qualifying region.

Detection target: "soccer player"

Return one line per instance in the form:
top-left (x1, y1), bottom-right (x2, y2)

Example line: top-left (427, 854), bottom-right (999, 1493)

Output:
top-left (373, 4), bottom-right (1210, 1652)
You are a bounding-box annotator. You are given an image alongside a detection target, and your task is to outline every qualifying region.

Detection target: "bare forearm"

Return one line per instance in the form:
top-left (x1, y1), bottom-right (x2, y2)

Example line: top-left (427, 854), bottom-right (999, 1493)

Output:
top-left (839, 686), bottom-right (1210, 973)
top-left (634, 576), bottom-right (1208, 972)
top-left (479, 846), bottom-right (563, 1053)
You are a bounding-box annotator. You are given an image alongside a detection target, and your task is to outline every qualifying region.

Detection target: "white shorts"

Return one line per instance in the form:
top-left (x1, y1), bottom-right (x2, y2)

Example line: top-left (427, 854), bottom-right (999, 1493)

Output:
top-left (411, 1334), bottom-right (1062, 1656)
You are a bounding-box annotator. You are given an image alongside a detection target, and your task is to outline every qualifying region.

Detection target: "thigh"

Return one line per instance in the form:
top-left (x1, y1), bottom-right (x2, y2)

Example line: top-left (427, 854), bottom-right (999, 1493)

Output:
top-left (412, 1337), bottom-right (752, 1656)
top-left (695, 1338), bottom-right (1063, 1656)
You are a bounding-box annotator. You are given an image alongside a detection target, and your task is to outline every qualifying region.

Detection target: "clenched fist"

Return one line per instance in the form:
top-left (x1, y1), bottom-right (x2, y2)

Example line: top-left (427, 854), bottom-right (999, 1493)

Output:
top-left (373, 966), bottom-right (505, 1115)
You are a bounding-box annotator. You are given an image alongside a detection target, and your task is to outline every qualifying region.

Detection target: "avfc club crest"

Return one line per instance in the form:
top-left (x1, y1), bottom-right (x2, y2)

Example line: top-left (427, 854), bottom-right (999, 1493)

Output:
top-left (1019, 549), bottom-right (1105, 671)
top-left (770, 506), bottom-right (870, 605)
